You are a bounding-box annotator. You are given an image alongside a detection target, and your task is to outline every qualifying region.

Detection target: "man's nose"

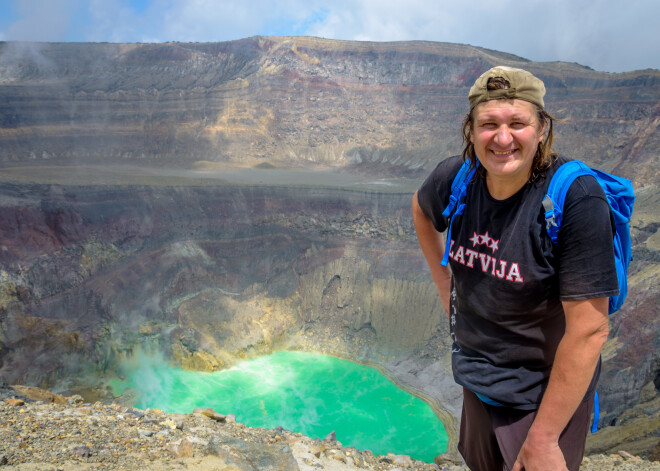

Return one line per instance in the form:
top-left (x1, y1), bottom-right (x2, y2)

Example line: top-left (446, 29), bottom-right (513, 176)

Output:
top-left (494, 125), bottom-right (514, 147)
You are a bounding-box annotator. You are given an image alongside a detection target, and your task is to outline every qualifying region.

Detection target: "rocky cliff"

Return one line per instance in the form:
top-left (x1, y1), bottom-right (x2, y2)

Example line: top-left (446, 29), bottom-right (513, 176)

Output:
top-left (0, 179), bottom-right (462, 453)
top-left (0, 37), bottom-right (658, 183)
top-left (0, 36), bottom-right (658, 461)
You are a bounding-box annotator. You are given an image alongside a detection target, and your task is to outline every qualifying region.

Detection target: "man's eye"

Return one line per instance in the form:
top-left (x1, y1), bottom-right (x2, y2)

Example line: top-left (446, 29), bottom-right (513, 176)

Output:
top-left (510, 122), bottom-right (526, 129)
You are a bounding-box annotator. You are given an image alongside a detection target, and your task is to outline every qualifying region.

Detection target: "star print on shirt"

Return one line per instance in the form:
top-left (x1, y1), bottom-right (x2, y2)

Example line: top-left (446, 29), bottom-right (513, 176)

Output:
top-left (469, 232), bottom-right (499, 254)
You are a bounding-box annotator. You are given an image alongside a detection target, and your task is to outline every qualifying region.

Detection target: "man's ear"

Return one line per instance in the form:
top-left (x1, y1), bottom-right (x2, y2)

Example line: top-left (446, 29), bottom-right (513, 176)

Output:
top-left (538, 120), bottom-right (546, 142)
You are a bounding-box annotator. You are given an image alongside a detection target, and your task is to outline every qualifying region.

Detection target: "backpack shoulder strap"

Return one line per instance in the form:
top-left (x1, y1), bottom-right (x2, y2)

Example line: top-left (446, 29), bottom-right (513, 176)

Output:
top-left (441, 159), bottom-right (478, 266)
top-left (542, 160), bottom-right (595, 244)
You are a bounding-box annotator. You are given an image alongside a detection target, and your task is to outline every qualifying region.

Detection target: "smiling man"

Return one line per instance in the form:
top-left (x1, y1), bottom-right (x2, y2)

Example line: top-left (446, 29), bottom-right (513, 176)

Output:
top-left (412, 67), bottom-right (618, 471)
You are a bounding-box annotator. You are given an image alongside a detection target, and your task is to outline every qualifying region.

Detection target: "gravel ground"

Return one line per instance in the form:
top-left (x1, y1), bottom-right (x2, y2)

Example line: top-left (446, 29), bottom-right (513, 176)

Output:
top-left (0, 390), bottom-right (658, 471)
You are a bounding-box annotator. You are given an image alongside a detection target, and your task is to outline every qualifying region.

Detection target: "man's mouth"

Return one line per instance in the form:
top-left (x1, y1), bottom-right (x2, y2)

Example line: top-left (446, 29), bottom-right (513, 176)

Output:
top-left (491, 149), bottom-right (516, 156)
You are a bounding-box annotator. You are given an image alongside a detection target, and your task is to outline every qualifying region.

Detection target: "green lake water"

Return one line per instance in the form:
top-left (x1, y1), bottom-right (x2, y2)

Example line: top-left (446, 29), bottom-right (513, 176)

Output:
top-left (110, 350), bottom-right (447, 463)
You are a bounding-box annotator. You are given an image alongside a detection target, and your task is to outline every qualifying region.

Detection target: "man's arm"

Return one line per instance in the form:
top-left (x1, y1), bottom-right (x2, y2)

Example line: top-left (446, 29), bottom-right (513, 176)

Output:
top-left (412, 190), bottom-right (452, 317)
top-left (513, 297), bottom-right (610, 471)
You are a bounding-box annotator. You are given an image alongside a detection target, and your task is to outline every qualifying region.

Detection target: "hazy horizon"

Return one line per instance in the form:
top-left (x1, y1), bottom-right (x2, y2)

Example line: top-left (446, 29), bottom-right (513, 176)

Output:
top-left (1, 0), bottom-right (659, 73)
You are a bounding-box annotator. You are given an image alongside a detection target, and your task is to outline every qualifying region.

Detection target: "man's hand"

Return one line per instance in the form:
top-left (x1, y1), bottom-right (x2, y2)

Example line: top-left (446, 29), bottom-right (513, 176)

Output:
top-left (512, 433), bottom-right (568, 471)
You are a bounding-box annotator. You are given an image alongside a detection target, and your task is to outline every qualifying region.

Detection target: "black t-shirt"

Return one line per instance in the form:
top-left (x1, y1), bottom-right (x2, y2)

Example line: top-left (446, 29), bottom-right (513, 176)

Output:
top-left (417, 155), bottom-right (619, 409)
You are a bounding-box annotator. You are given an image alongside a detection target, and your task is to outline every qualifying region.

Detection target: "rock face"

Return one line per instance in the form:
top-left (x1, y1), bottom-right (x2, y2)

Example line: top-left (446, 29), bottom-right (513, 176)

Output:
top-left (0, 36), bottom-right (658, 459)
top-left (0, 37), bottom-right (658, 184)
top-left (0, 178), bottom-right (462, 453)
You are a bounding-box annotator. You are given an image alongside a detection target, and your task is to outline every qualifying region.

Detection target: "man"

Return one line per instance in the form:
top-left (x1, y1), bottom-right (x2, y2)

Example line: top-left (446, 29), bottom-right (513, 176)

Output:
top-left (412, 66), bottom-right (617, 471)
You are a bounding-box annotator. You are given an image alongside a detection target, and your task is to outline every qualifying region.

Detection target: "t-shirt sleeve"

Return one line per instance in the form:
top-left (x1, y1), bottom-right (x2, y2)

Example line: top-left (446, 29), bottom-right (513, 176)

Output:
top-left (557, 175), bottom-right (620, 301)
top-left (416, 156), bottom-right (464, 233)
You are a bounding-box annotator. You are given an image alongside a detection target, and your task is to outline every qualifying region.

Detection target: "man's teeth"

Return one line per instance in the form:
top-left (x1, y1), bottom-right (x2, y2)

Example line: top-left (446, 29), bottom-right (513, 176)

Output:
top-left (492, 150), bottom-right (514, 155)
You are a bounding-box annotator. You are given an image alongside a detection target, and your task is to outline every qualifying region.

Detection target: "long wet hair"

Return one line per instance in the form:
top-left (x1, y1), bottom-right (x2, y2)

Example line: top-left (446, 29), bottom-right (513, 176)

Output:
top-left (461, 77), bottom-right (557, 183)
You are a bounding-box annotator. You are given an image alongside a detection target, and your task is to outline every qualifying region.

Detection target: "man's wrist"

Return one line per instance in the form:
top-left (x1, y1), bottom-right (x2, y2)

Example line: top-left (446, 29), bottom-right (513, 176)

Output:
top-left (526, 421), bottom-right (560, 446)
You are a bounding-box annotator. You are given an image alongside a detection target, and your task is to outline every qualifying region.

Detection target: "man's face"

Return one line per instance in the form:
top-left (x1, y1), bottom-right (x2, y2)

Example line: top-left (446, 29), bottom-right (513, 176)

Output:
top-left (470, 99), bottom-right (545, 194)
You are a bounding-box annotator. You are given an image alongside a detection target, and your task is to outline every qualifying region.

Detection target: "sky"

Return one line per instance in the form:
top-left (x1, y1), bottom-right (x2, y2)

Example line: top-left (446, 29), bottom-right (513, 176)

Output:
top-left (0, 0), bottom-right (658, 73)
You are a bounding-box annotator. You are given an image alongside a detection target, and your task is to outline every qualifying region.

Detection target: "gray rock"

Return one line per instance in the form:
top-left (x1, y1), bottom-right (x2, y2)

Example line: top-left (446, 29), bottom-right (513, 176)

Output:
top-left (70, 445), bottom-right (91, 458)
top-left (206, 435), bottom-right (300, 471)
top-left (125, 408), bottom-right (145, 419)
top-left (167, 438), bottom-right (194, 458)
top-left (67, 394), bottom-right (84, 405)
top-left (194, 407), bottom-right (226, 422)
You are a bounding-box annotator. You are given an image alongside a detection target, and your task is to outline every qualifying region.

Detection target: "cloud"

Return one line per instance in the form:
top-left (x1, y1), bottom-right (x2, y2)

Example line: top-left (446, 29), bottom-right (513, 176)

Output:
top-left (153, 0), bottom-right (329, 42)
top-left (0, 0), bottom-right (657, 72)
top-left (0, 0), bottom-right (77, 41)
top-left (81, 0), bottom-right (133, 42)
top-left (304, 0), bottom-right (442, 42)
top-left (300, 0), bottom-right (659, 72)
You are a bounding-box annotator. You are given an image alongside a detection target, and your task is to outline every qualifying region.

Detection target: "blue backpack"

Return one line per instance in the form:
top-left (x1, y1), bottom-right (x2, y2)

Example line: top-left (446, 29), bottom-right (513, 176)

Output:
top-left (441, 158), bottom-right (635, 315)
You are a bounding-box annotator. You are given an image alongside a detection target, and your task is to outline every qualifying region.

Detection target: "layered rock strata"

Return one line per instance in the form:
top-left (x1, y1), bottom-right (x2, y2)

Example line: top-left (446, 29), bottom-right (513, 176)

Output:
top-left (0, 37), bottom-right (658, 185)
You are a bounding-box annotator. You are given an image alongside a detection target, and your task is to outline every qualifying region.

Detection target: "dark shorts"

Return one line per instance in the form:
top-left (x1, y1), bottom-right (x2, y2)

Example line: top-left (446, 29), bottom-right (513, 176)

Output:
top-left (458, 388), bottom-right (593, 471)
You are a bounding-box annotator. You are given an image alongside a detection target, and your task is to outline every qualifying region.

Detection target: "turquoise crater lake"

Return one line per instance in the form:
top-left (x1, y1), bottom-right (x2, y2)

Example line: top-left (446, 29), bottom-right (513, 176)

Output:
top-left (111, 350), bottom-right (448, 463)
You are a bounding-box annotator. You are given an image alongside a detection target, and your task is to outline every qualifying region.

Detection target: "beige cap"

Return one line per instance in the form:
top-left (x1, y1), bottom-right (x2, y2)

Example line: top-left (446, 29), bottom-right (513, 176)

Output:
top-left (468, 66), bottom-right (546, 111)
